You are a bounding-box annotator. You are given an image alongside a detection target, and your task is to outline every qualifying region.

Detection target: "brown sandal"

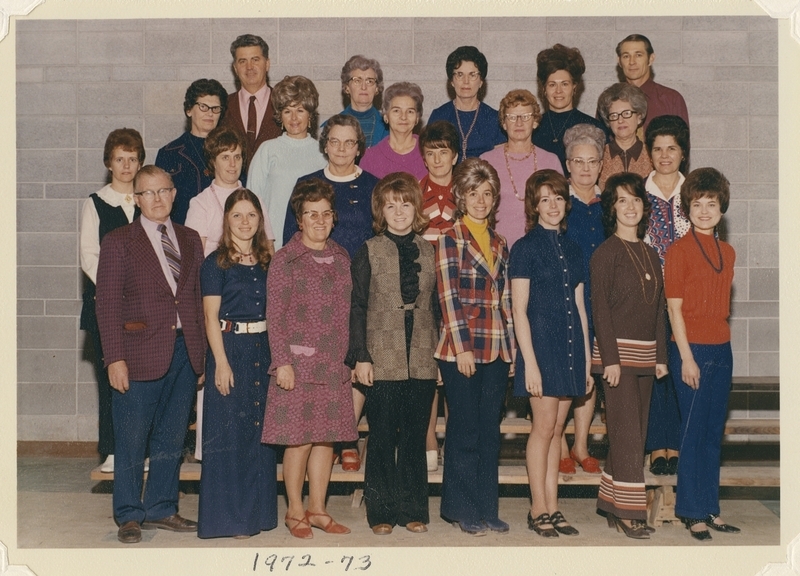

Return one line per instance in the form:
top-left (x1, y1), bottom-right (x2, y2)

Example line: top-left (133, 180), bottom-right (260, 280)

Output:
top-left (285, 514), bottom-right (313, 539)
top-left (305, 510), bottom-right (351, 534)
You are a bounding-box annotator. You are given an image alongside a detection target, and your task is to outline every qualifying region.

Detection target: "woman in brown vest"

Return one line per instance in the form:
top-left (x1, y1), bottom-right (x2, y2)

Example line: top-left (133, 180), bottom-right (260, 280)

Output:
top-left (346, 172), bottom-right (439, 536)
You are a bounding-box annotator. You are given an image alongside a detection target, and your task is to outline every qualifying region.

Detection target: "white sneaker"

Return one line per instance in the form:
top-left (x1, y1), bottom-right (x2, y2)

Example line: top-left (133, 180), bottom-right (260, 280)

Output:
top-left (144, 458), bottom-right (150, 472)
top-left (100, 455), bottom-right (114, 473)
top-left (426, 449), bottom-right (438, 472)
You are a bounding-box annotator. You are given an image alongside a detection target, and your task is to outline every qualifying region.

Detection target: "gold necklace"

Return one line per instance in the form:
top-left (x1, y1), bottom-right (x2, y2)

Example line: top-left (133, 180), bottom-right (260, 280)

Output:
top-left (615, 234), bottom-right (657, 305)
top-left (503, 144), bottom-right (538, 200)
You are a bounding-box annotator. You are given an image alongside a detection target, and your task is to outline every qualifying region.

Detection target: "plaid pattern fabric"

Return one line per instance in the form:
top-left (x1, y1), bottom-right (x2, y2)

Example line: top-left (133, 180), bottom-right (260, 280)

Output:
top-left (434, 220), bottom-right (514, 363)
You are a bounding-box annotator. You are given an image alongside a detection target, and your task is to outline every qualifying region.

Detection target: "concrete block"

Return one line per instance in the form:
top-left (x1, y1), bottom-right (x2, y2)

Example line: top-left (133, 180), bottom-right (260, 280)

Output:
top-left (683, 32), bottom-right (749, 65)
top-left (546, 17), bottom-right (616, 31)
top-left (144, 82), bottom-right (187, 115)
top-left (748, 17), bottom-right (778, 30)
top-left (309, 66), bottom-right (342, 83)
top-left (145, 30), bottom-right (211, 65)
top-left (77, 19), bottom-right (145, 31)
top-left (748, 352), bottom-right (778, 377)
top-left (346, 30), bottom-right (413, 65)
top-left (46, 300), bottom-right (83, 317)
top-left (77, 83), bottom-right (144, 116)
top-left (683, 16), bottom-right (751, 30)
top-left (17, 316), bottom-right (77, 350)
top-left (749, 31), bottom-right (778, 65)
top-left (280, 31), bottom-right (346, 65)
top-left (46, 183), bottom-right (104, 200)
top-left (46, 66), bottom-right (112, 83)
top-left (17, 267), bottom-right (78, 300)
top-left (77, 116), bottom-right (144, 149)
top-left (17, 415), bottom-right (77, 442)
top-left (688, 149), bottom-right (749, 184)
top-left (731, 182), bottom-right (776, 200)
top-left (18, 300), bottom-right (44, 316)
top-left (749, 268), bottom-right (778, 302)
top-left (686, 115), bottom-right (746, 149)
top-left (749, 150), bottom-right (778, 183)
top-left (77, 415), bottom-right (100, 441)
top-left (176, 65), bottom-right (234, 85)
top-left (78, 149), bottom-right (113, 185)
top-left (748, 234), bottom-right (778, 268)
top-left (613, 17), bottom-right (684, 31)
top-left (682, 82), bottom-right (749, 117)
top-left (748, 318), bottom-right (779, 352)
top-left (17, 233), bottom-right (77, 267)
top-left (714, 66), bottom-right (778, 83)
top-left (17, 83), bottom-right (76, 116)
top-left (381, 64), bottom-right (441, 84)
top-left (144, 115), bottom-right (188, 149)
top-left (413, 31), bottom-right (478, 66)
top-left (749, 200), bottom-right (778, 234)
top-left (16, 30), bottom-right (76, 66)
top-left (77, 32), bottom-right (143, 65)
top-left (723, 235), bottom-right (747, 267)
top-left (729, 318), bottom-right (747, 352)
top-left (481, 31), bottom-right (549, 66)
top-left (16, 67), bottom-right (44, 83)
top-left (17, 20), bottom-right (76, 32)
top-left (146, 19), bottom-right (212, 31)
top-left (112, 66), bottom-right (177, 82)
top-left (413, 18), bottom-right (480, 31)
top-left (477, 17), bottom-right (546, 32)
top-left (280, 18), bottom-right (345, 31)
top-left (210, 18), bottom-right (279, 32)
top-left (749, 83), bottom-right (778, 116)
top-left (748, 116), bottom-right (778, 149)
top-left (731, 266), bottom-right (747, 302)
top-left (17, 350), bottom-right (76, 384)
top-left (544, 32), bottom-right (619, 66)
top-left (18, 184), bottom-right (44, 199)
top-left (346, 17), bottom-right (414, 31)
top-left (731, 352), bottom-right (747, 376)
top-left (17, 116), bottom-right (76, 149)
top-left (729, 301), bottom-right (777, 318)
top-left (77, 382), bottom-right (99, 416)
top-left (17, 150), bottom-right (76, 183)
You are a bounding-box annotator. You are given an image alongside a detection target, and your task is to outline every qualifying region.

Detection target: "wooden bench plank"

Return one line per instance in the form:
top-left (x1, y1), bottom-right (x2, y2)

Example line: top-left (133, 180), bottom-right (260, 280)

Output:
top-left (91, 462), bottom-right (779, 487)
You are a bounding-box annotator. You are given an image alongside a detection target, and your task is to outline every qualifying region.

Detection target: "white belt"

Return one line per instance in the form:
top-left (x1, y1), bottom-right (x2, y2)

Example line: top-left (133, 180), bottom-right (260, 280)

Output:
top-left (219, 319), bottom-right (267, 334)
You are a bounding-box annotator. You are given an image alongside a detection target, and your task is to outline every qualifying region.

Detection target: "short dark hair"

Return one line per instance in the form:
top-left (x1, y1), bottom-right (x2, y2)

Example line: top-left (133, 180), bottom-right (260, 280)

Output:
top-left (644, 115), bottom-right (690, 173)
top-left (203, 125), bottom-right (247, 177)
top-left (445, 46), bottom-right (488, 101)
top-left (319, 114), bottom-right (366, 160)
top-left (183, 78), bottom-right (228, 116)
top-left (536, 44), bottom-right (586, 110)
top-left (419, 120), bottom-right (460, 155)
top-left (103, 128), bottom-right (145, 168)
top-left (230, 34), bottom-right (269, 59)
top-left (681, 167), bottom-right (730, 216)
top-left (289, 178), bottom-right (338, 227)
top-left (371, 172), bottom-right (428, 235)
top-left (616, 34), bottom-right (654, 57)
top-left (524, 169), bottom-right (571, 233)
top-left (600, 172), bottom-right (652, 239)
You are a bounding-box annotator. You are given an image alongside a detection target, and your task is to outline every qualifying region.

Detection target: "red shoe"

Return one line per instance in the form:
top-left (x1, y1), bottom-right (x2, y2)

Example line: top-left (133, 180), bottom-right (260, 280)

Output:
top-left (559, 457), bottom-right (576, 474)
top-left (306, 511), bottom-right (351, 534)
top-left (341, 448), bottom-right (361, 472)
top-left (285, 514), bottom-right (313, 539)
top-left (570, 449), bottom-right (601, 474)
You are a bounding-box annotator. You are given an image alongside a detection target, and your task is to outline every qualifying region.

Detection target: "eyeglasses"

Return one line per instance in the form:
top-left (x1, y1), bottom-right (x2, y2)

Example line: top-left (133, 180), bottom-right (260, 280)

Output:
top-left (607, 109), bottom-right (636, 122)
top-left (302, 210), bottom-right (335, 222)
top-left (195, 102), bottom-right (223, 114)
top-left (348, 77), bottom-right (378, 87)
top-left (134, 187), bottom-right (175, 199)
top-left (505, 113), bottom-right (534, 123)
top-left (453, 71), bottom-right (480, 81)
top-left (327, 138), bottom-right (358, 150)
top-left (567, 158), bottom-right (600, 169)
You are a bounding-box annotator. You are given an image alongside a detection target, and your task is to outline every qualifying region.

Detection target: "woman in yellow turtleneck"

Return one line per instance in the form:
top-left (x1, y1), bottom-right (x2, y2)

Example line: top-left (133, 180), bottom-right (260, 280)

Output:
top-left (434, 158), bottom-right (515, 536)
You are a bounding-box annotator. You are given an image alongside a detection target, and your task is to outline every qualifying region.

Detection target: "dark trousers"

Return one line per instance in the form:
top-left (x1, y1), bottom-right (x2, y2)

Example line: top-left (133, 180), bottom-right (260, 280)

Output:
top-left (645, 321), bottom-right (681, 452)
top-left (597, 373), bottom-right (653, 520)
top-left (438, 359), bottom-right (509, 524)
top-left (364, 379), bottom-right (436, 527)
top-left (88, 326), bottom-right (114, 457)
top-left (671, 341), bottom-right (733, 519)
top-left (112, 335), bottom-right (196, 525)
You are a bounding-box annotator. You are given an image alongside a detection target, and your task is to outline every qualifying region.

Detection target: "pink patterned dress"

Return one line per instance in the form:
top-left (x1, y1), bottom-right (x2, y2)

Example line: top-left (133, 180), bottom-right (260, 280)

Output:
top-left (261, 232), bottom-right (358, 445)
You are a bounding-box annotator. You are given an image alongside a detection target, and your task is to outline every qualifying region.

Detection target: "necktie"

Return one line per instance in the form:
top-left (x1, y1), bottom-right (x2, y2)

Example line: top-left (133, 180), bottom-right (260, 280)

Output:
top-left (246, 95), bottom-right (257, 152)
top-left (158, 224), bottom-right (181, 283)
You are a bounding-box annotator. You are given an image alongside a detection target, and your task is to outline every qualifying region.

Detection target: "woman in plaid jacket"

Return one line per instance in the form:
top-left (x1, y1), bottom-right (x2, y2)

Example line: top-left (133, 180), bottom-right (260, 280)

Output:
top-left (434, 158), bottom-right (515, 536)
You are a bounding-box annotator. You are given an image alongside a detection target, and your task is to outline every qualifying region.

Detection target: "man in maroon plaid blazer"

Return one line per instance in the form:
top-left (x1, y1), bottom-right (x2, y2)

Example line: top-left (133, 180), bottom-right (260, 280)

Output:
top-left (96, 165), bottom-right (206, 544)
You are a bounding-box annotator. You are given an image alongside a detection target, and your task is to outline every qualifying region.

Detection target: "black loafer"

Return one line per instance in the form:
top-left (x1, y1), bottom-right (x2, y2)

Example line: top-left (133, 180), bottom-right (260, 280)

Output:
top-left (549, 511), bottom-right (579, 536)
top-left (705, 514), bottom-right (740, 533)
top-left (649, 456), bottom-right (668, 475)
top-left (142, 514), bottom-right (197, 532)
top-left (684, 517), bottom-right (712, 541)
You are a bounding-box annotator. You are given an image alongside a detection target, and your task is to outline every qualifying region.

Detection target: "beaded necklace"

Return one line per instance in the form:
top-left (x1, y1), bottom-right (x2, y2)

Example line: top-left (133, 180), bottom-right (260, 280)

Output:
top-left (691, 227), bottom-right (723, 274)
top-left (454, 100), bottom-right (480, 159)
top-left (503, 143), bottom-right (538, 200)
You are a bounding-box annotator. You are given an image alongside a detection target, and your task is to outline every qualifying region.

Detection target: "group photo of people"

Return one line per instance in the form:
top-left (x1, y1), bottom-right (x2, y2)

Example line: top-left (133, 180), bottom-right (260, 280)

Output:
top-left (14, 14), bottom-right (780, 557)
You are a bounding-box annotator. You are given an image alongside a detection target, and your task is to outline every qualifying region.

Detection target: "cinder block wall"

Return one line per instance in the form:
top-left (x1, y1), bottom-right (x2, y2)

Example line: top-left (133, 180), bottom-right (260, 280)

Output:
top-left (16, 16), bottom-right (778, 442)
